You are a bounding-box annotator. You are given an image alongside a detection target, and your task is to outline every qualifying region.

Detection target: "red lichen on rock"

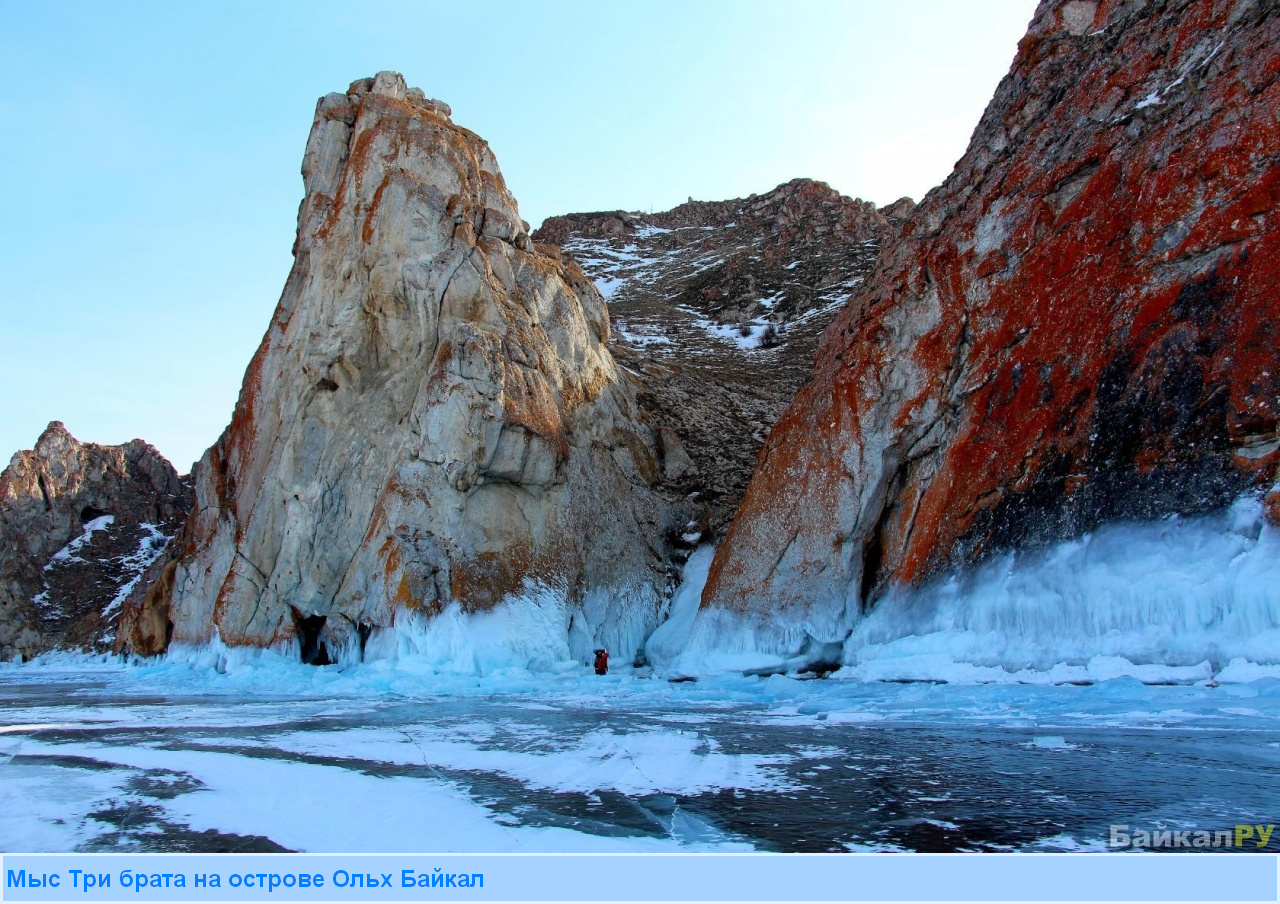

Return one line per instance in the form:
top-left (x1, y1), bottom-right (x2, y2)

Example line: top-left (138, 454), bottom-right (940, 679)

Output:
top-left (1267, 488), bottom-right (1280, 527)
top-left (706, 0), bottom-right (1280, 620)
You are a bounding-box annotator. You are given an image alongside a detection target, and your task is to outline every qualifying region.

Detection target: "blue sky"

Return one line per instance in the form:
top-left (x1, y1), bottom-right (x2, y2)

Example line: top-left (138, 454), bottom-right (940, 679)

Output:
top-left (0, 0), bottom-right (1037, 471)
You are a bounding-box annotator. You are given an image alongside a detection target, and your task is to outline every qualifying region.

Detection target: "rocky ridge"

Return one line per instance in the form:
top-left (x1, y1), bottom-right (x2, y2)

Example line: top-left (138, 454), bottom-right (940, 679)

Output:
top-left (703, 0), bottom-right (1280, 656)
top-left (534, 179), bottom-right (899, 530)
top-left (119, 73), bottom-right (683, 663)
top-left (0, 422), bottom-right (190, 658)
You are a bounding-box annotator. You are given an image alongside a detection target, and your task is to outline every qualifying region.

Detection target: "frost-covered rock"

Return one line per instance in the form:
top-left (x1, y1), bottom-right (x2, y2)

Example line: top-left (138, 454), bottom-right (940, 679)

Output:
top-left (0, 422), bottom-right (190, 659)
top-left (119, 73), bottom-right (680, 663)
top-left (702, 0), bottom-right (1280, 664)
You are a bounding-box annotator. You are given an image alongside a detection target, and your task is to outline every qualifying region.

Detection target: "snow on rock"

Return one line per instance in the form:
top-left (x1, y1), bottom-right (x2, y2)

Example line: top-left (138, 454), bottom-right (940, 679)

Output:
top-left (535, 180), bottom-right (895, 534)
top-left (0, 422), bottom-right (190, 659)
top-left (33, 519), bottom-right (177, 650)
top-left (45, 516), bottom-right (115, 566)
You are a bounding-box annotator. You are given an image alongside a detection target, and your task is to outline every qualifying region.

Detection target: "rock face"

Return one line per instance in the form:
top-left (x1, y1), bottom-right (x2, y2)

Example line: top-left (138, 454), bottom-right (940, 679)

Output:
top-left (0, 422), bottom-right (190, 659)
top-left (119, 73), bottom-right (680, 662)
top-left (534, 179), bottom-right (893, 532)
top-left (1267, 482), bottom-right (1280, 527)
top-left (878, 197), bottom-right (917, 223)
top-left (704, 0), bottom-right (1280, 651)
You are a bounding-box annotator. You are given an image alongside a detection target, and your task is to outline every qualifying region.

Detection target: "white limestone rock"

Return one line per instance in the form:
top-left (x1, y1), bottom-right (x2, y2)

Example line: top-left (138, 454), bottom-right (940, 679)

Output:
top-left (125, 74), bottom-right (678, 661)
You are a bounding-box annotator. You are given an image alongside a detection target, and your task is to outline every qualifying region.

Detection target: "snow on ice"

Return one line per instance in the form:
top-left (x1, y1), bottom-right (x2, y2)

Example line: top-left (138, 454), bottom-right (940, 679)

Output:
top-left (3, 495), bottom-right (1280, 853)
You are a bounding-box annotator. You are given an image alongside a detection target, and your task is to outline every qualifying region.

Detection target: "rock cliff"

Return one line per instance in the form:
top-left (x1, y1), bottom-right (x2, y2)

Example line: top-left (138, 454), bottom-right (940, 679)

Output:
top-left (119, 73), bottom-right (680, 663)
top-left (0, 422), bottom-right (190, 659)
top-left (534, 180), bottom-right (895, 532)
top-left (703, 0), bottom-right (1280, 655)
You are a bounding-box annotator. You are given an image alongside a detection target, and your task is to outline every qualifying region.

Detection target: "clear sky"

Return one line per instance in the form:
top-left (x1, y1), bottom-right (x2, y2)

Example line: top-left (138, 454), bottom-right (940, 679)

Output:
top-left (0, 0), bottom-right (1038, 472)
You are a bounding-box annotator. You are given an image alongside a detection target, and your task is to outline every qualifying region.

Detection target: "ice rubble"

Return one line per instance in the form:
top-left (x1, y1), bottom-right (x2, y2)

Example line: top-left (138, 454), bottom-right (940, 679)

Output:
top-left (155, 577), bottom-right (662, 682)
top-left (660, 496), bottom-right (1280, 684)
top-left (264, 724), bottom-right (799, 797)
top-left (19, 497), bottom-right (1280, 688)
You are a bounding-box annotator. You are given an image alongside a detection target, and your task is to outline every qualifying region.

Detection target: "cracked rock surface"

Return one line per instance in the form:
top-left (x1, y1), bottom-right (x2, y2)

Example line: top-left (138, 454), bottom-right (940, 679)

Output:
top-left (705, 0), bottom-right (1280, 643)
top-left (120, 73), bottom-right (680, 659)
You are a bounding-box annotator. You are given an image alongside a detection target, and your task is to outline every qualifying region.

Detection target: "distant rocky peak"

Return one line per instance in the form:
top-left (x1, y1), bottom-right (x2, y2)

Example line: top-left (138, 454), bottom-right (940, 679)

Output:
top-left (532, 179), bottom-right (899, 534)
top-left (298, 71), bottom-right (528, 268)
top-left (345, 70), bottom-right (451, 116)
top-left (0, 423), bottom-right (191, 659)
top-left (878, 197), bottom-right (917, 222)
top-left (535, 178), bottom-right (889, 247)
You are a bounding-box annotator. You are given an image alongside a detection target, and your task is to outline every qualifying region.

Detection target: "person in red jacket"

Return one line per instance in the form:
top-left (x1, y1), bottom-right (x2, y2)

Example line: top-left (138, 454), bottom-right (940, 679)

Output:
top-left (593, 648), bottom-right (609, 676)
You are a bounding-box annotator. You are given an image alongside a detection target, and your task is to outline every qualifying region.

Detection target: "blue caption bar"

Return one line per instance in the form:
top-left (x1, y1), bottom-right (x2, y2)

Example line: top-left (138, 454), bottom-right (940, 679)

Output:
top-left (2, 853), bottom-right (1275, 902)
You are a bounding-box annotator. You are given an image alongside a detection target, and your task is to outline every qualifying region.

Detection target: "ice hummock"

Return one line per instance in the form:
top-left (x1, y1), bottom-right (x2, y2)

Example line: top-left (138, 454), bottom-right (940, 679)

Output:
top-left (644, 546), bottom-right (715, 671)
top-left (356, 581), bottom-right (660, 676)
top-left (26, 496), bottom-right (1280, 688)
top-left (656, 495), bottom-right (1280, 684)
top-left (160, 578), bottom-right (665, 680)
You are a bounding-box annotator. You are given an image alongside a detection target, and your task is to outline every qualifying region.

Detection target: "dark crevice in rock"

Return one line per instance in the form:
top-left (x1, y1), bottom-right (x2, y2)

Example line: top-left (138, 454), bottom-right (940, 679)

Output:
top-left (340, 614), bottom-right (374, 661)
top-left (79, 505), bottom-right (109, 524)
top-left (860, 458), bottom-right (911, 612)
top-left (858, 526), bottom-right (886, 616)
top-left (291, 607), bottom-right (331, 666)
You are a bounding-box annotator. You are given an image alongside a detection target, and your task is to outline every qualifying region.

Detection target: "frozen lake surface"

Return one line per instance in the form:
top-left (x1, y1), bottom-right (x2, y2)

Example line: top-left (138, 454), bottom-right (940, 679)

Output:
top-left (4, 660), bottom-right (1280, 853)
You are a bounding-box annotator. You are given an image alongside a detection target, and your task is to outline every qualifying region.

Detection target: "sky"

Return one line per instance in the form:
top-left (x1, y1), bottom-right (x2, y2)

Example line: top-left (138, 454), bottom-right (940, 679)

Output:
top-left (0, 0), bottom-right (1038, 472)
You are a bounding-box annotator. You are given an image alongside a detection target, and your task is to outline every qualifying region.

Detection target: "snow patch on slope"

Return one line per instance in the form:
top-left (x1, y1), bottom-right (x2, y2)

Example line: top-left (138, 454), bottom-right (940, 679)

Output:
top-left (102, 524), bottom-right (169, 620)
top-left (44, 516), bottom-right (115, 569)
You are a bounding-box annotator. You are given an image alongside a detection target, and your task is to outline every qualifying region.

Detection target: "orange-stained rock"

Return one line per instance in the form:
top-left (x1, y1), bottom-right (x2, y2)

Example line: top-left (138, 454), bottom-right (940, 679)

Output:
top-left (118, 73), bottom-right (681, 660)
top-left (1266, 488), bottom-right (1280, 528)
top-left (704, 0), bottom-right (1280, 649)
